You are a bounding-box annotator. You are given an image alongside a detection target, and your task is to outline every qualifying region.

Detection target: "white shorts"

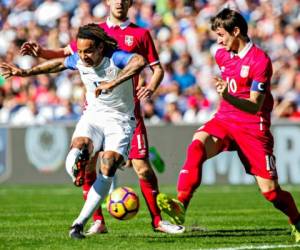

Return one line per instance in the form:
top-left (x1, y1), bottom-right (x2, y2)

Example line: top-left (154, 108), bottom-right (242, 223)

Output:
top-left (72, 111), bottom-right (135, 161)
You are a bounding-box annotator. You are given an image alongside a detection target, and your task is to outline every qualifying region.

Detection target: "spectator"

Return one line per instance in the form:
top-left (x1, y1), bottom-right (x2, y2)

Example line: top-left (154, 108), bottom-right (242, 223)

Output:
top-left (1, 0), bottom-right (300, 124)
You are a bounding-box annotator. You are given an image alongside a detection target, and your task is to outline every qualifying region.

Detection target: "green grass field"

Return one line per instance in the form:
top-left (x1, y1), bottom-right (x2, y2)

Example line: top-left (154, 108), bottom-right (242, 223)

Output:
top-left (0, 184), bottom-right (300, 250)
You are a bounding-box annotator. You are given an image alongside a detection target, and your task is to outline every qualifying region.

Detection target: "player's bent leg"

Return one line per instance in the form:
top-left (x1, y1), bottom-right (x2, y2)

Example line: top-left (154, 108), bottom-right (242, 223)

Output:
top-left (177, 139), bottom-right (207, 209)
top-left (70, 151), bottom-right (122, 239)
top-left (158, 132), bottom-right (220, 225)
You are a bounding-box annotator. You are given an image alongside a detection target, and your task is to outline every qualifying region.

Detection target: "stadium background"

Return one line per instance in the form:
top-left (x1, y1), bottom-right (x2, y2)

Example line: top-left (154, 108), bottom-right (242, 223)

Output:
top-left (0, 0), bottom-right (300, 184)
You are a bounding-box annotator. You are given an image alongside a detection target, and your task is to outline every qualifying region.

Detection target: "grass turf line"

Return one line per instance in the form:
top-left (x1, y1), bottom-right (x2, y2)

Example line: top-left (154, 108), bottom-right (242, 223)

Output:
top-left (0, 185), bottom-right (299, 250)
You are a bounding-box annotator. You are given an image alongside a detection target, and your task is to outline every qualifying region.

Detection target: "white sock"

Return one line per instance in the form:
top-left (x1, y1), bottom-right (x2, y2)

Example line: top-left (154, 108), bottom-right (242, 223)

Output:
top-left (73, 174), bottom-right (113, 226)
top-left (65, 148), bottom-right (80, 182)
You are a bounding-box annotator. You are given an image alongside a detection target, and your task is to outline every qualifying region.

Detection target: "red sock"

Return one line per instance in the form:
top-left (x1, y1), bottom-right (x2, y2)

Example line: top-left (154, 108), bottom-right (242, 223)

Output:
top-left (263, 188), bottom-right (300, 224)
top-left (83, 170), bottom-right (105, 223)
top-left (139, 177), bottom-right (161, 228)
top-left (177, 140), bottom-right (206, 209)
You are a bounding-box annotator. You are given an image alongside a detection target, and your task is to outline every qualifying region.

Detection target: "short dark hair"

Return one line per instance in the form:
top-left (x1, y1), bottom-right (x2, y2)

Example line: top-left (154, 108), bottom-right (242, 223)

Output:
top-left (211, 8), bottom-right (249, 40)
top-left (77, 23), bottom-right (118, 52)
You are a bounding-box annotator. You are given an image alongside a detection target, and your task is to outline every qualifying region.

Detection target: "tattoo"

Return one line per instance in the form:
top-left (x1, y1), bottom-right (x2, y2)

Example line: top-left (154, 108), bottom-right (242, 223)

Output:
top-left (24, 59), bottom-right (67, 76)
top-left (112, 55), bottom-right (146, 87)
top-left (101, 157), bottom-right (115, 168)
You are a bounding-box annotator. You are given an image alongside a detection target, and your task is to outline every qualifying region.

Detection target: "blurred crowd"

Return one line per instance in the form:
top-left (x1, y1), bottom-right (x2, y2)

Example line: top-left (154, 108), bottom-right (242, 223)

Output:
top-left (0, 0), bottom-right (300, 126)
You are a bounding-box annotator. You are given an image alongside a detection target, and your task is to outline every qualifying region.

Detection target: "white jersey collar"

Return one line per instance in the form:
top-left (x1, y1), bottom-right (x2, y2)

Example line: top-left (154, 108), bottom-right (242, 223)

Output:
top-left (231, 41), bottom-right (253, 59)
top-left (106, 17), bottom-right (131, 30)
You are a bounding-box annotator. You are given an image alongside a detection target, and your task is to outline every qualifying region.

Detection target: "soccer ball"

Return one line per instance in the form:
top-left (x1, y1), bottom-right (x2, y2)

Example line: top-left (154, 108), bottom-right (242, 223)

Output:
top-left (107, 187), bottom-right (139, 220)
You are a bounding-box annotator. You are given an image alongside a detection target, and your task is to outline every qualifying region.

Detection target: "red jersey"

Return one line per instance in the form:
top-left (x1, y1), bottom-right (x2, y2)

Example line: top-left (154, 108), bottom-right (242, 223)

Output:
top-left (70, 18), bottom-right (160, 120)
top-left (215, 42), bottom-right (274, 129)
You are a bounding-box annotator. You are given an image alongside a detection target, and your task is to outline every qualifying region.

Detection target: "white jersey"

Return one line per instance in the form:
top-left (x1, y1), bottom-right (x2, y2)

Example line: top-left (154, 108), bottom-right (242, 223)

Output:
top-left (64, 50), bottom-right (135, 118)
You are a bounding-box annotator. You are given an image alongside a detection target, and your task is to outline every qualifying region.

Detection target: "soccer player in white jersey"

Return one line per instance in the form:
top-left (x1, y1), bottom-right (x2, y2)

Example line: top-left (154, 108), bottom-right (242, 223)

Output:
top-left (0, 23), bottom-right (147, 239)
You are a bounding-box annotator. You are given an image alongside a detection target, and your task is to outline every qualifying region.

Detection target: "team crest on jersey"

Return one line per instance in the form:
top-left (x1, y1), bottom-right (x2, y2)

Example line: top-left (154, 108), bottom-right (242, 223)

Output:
top-left (105, 67), bottom-right (117, 78)
top-left (240, 65), bottom-right (250, 78)
top-left (125, 35), bottom-right (134, 46)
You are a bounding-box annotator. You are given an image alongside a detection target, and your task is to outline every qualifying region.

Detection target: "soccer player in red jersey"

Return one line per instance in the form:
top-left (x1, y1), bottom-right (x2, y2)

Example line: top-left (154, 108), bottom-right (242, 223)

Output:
top-left (21, 0), bottom-right (184, 235)
top-left (157, 8), bottom-right (300, 242)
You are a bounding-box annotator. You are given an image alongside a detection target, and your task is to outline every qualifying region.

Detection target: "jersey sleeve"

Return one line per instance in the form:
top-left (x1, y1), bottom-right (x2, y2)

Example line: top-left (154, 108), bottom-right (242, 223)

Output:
top-left (252, 54), bottom-right (272, 84)
top-left (112, 50), bottom-right (135, 69)
top-left (64, 53), bottom-right (79, 70)
top-left (67, 40), bottom-right (77, 54)
top-left (138, 30), bottom-right (159, 66)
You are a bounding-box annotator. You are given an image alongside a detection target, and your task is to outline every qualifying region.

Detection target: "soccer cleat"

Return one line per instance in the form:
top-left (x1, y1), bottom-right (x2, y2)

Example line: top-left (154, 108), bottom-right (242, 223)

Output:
top-left (69, 223), bottom-right (85, 239)
top-left (291, 221), bottom-right (300, 243)
top-left (85, 220), bottom-right (108, 236)
top-left (73, 146), bottom-right (89, 187)
top-left (154, 220), bottom-right (185, 234)
top-left (157, 193), bottom-right (185, 225)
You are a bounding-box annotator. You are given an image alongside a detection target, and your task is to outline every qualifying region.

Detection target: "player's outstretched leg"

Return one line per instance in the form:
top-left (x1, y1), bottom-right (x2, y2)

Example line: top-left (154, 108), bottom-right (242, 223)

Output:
top-left (156, 193), bottom-right (185, 225)
top-left (70, 174), bottom-right (113, 239)
top-left (157, 140), bottom-right (206, 225)
top-left (69, 223), bottom-right (85, 239)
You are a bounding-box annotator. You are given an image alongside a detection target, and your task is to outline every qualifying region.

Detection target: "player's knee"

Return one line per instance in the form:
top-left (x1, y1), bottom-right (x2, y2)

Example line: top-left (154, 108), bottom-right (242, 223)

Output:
top-left (71, 137), bottom-right (87, 147)
top-left (136, 165), bottom-right (154, 180)
top-left (132, 159), bottom-right (154, 180)
top-left (100, 153), bottom-right (123, 177)
top-left (262, 188), bottom-right (280, 202)
top-left (71, 138), bottom-right (92, 152)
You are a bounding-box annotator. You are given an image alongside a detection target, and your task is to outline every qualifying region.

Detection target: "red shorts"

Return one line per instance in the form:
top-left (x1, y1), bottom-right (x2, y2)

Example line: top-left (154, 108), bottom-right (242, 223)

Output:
top-left (129, 118), bottom-right (149, 159)
top-left (198, 117), bottom-right (278, 180)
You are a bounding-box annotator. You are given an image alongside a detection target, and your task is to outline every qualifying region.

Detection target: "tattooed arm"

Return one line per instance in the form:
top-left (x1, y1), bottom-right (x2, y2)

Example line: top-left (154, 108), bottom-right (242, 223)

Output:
top-left (95, 54), bottom-right (146, 97)
top-left (0, 58), bottom-right (67, 79)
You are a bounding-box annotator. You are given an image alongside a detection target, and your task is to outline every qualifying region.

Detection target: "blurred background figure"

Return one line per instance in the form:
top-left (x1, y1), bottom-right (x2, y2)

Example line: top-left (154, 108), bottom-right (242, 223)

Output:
top-left (1, 0), bottom-right (300, 124)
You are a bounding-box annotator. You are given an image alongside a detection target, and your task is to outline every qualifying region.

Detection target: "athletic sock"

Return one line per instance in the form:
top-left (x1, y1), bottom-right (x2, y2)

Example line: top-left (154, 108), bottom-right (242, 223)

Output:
top-left (139, 177), bottom-right (161, 228)
top-left (177, 140), bottom-right (206, 208)
top-left (73, 174), bottom-right (112, 226)
top-left (83, 171), bottom-right (105, 223)
top-left (263, 188), bottom-right (300, 224)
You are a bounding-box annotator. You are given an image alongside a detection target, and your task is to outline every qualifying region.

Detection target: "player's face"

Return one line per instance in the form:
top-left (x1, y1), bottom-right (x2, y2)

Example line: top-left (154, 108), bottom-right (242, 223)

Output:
top-left (107, 0), bottom-right (131, 21)
top-left (77, 38), bottom-right (104, 67)
top-left (215, 27), bottom-right (239, 53)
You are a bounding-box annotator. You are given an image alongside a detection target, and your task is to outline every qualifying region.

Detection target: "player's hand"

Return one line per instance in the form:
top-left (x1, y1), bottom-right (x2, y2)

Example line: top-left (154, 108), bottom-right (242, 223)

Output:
top-left (214, 76), bottom-right (228, 98)
top-left (95, 81), bottom-right (115, 97)
top-left (20, 41), bottom-right (41, 57)
top-left (136, 86), bottom-right (154, 101)
top-left (0, 62), bottom-right (25, 79)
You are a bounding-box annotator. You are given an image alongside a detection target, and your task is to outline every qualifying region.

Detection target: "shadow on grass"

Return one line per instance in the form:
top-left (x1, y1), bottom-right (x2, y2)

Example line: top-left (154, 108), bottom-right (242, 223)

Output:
top-left (140, 227), bottom-right (290, 243)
